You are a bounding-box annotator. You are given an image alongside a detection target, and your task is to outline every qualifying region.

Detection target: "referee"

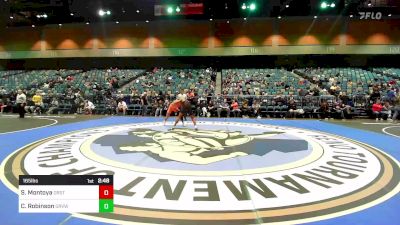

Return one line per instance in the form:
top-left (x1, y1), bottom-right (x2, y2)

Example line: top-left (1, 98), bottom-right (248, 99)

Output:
top-left (16, 89), bottom-right (27, 118)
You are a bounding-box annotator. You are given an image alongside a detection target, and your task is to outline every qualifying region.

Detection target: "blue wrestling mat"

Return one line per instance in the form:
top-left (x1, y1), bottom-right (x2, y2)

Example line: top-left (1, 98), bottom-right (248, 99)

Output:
top-left (0, 117), bottom-right (399, 225)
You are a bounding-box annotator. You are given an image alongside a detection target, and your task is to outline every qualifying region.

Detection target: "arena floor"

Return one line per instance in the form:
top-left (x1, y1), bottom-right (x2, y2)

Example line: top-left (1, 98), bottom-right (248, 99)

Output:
top-left (0, 115), bottom-right (399, 225)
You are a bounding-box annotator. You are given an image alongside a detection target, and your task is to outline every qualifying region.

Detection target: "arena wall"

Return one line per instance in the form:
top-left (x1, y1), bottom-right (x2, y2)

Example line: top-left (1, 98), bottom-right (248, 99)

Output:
top-left (0, 18), bottom-right (399, 59)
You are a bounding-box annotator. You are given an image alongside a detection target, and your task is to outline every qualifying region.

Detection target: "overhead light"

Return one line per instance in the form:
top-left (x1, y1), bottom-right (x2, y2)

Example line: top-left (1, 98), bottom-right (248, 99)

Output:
top-left (368, 2), bottom-right (372, 7)
top-left (350, 14), bottom-right (353, 18)
top-left (36, 14), bottom-right (48, 18)
top-left (31, 25), bottom-right (35, 28)
top-left (99, 9), bottom-right (111, 16)
top-left (209, 18), bottom-right (213, 21)
top-left (227, 20), bottom-right (230, 23)
top-left (330, 3), bottom-right (336, 7)
top-left (249, 3), bottom-right (256, 11)
top-left (321, 2), bottom-right (328, 9)
top-left (278, 16), bottom-right (282, 19)
top-left (85, 22), bottom-right (90, 25)
top-left (58, 23), bottom-right (62, 26)
top-left (241, 3), bottom-right (246, 10)
top-left (314, 15), bottom-right (318, 19)
top-left (115, 21), bottom-right (119, 24)
top-left (136, 9), bottom-right (140, 13)
top-left (176, 6), bottom-right (181, 12)
top-left (145, 20), bottom-right (149, 23)
top-left (388, 14), bottom-right (392, 17)
top-left (70, 13), bottom-right (74, 16)
top-left (286, 4), bottom-right (289, 8)
top-left (9, 16), bottom-right (13, 19)
top-left (167, 7), bottom-right (173, 14)
top-left (244, 17), bottom-right (247, 21)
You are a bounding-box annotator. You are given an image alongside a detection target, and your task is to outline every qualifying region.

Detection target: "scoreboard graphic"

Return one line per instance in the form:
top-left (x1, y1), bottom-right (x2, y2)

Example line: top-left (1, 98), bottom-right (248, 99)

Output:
top-left (19, 175), bottom-right (113, 213)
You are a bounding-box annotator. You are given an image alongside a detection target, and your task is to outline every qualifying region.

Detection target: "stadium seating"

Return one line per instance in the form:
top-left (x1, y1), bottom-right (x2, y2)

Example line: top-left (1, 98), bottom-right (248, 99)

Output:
top-left (372, 68), bottom-right (400, 79)
top-left (122, 69), bottom-right (215, 97)
top-left (222, 68), bottom-right (312, 95)
top-left (0, 67), bottom-right (399, 119)
top-left (295, 68), bottom-right (397, 95)
top-left (0, 70), bottom-right (76, 91)
top-left (52, 69), bottom-right (144, 95)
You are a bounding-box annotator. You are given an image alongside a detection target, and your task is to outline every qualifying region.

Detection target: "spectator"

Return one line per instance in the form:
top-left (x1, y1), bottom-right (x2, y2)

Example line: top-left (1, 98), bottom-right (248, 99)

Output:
top-left (24, 99), bottom-right (34, 114)
top-left (105, 97), bottom-right (117, 115)
top-left (111, 77), bottom-right (119, 89)
top-left (116, 99), bottom-right (128, 115)
top-left (207, 101), bottom-right (215, 117)
top-left (312, 87), bottom-right (320, 96)
top-left (43, 82), bottom-right (49, 89)
top-left (84, 100), bottom-right (95, 115)
top-left (319, 100), bottom-right (330, 120)
top-left (392, 94), bottom-right (400, 123)
top-left (0, 99), bottom-right (7, 113)
top-left (298, 88), bottom-right (308, 97)
top-left (252, 100), bottom-right (261, 119)
top-left (383, 101), bottom-right (392, 120)
top-left (274, 95), bottom-right (287, 118)
top-left (287, 99), bottom-right (298, 118)
top-left (372, 99), bottom-right (385, 121)
top-left (231, 99), bottom-right (241, 117)
top-left (339, 92), bottom-right (349, 103)
top-left (141, 92), bottom-right (149, 116)
top-left (117, 91), bottom-right (124, 100)
top-left (47, 98), bottom-right (59, 115)
top-left (241, 99), bottom-right (250, 118)
top-left (207, 93), bottom-right (213, 104)
top-left (0, 86), bottom-right (7, 95)
top-left (74, 93), bottom-right (84, 114)
top-left (329, 84), bottom-right (341, 96)
top-left (333, 100), bottom-right (348, 119)
top-left (65, 89), bottom-right (76, 114)
top-left (355, 85), bottom-right (364, 94)
top-left (386, 89), bottom-right (396, 103)
top-left (320, 88), bottom-right (329, 95)
top-left (217, 99), bottom-right (231, 118)
top-left (66, 75), bottom-right (74, 81)
top-left (370, 86), bottom-right (381, 103)
top-left (32, 91), bottom-right (43, 115)
top-left (154, 99), bottom-right (164, 117)
top-left (197, 99), bottom-right (208, 117)
top-left (163, 99), bottom-right (170, 116)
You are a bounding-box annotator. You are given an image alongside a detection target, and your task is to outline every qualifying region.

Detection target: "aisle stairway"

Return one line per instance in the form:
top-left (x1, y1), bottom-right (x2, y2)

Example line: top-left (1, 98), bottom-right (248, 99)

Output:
top-left (215, 71), bottom-right (222, 94)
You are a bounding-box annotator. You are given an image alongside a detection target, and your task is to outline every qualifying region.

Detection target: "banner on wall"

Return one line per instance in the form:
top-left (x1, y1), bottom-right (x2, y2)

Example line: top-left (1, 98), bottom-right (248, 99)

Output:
top-left (154, 3), bottom-right (204, 16)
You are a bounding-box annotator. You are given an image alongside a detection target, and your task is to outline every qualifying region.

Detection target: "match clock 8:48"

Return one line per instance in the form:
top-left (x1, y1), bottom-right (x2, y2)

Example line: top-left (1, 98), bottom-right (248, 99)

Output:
top-left (98, 178), bottom-right (111, 184)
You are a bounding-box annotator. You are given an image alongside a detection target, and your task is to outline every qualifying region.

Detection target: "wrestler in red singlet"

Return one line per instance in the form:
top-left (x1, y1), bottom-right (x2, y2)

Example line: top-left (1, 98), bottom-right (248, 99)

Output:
top-left (167, 100), bottom-right (182, 115)
top-left (163, 99), bottom-right (184, 125)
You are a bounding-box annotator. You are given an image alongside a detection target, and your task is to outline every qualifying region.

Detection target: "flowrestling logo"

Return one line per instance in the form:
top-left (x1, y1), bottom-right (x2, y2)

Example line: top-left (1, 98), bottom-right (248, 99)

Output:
top-left (1, 121), bottom-right (399, 224)
top-left (359, 12), bottom-right (383, 20)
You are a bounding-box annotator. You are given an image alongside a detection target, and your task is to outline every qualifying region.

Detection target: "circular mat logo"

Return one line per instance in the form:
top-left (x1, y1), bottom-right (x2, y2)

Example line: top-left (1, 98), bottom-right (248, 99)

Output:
top-left (1, 121), bottom-right (399, 225)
